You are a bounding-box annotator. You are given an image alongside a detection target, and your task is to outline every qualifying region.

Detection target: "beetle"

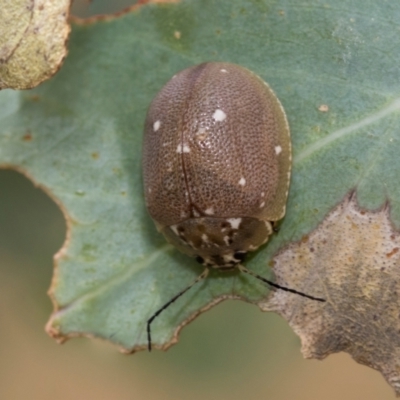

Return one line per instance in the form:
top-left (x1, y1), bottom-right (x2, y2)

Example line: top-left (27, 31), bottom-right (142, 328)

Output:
top-left (142, 62), bottom-right (324, 351)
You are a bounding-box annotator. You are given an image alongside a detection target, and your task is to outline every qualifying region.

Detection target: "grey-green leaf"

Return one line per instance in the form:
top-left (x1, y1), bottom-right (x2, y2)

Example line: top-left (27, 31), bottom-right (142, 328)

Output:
top-left (0, 3), bottom-right (400, 391)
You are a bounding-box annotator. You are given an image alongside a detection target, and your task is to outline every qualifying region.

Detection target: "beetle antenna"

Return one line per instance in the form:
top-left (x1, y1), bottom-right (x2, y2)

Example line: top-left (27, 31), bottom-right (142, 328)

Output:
top-left (237, 265), bottom-right (325, 302)
top-left (147, 268), bottom-right (209, 351)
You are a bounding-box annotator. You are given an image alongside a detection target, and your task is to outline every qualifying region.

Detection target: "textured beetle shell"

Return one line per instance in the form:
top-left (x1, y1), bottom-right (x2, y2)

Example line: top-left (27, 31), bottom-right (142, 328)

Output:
top-left (143, 62), bottom-right (291, 266)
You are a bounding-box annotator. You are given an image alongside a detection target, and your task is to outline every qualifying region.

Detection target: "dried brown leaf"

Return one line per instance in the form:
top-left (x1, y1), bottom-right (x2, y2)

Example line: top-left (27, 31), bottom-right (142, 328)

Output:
top-left (0, 0), bottom-right (71, 90)
top-left (70, 0), bottom-right (180, 25)
top-left (260, 192), bottom-right (400, 395)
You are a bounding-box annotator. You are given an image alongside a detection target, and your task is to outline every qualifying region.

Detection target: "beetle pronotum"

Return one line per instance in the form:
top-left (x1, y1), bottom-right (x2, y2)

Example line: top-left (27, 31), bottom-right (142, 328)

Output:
top-left (142, 62), bottom-right (325, 351)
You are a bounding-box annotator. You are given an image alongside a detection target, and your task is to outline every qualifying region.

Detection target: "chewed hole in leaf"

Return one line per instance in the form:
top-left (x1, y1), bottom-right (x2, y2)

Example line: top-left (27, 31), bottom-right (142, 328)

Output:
top-left (0, 168), bottom-right (66, 285)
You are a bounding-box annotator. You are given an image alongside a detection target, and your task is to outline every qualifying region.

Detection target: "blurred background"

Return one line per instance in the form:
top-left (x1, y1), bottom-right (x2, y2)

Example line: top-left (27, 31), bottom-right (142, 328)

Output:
top-left (0, 1), bottom-right (394, 399)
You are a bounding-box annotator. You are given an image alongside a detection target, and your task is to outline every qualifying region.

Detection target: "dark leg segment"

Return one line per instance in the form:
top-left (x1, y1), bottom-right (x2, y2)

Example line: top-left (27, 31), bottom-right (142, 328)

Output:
top-left (238, 265), bottom-right (325, 302)
top-left (147, 268), bottom-right (209, 351)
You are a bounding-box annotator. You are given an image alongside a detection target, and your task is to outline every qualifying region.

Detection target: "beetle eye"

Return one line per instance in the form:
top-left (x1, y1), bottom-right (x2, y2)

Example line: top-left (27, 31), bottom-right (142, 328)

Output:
top-left (196, 256), bottom-right (205, 265)
top-left (234, 252), bottom-right (247, 262)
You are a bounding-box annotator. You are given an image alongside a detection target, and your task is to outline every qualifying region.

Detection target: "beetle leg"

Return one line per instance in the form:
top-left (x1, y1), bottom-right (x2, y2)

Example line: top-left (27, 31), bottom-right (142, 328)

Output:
top-left (146, 268), bottom-right (209, 351)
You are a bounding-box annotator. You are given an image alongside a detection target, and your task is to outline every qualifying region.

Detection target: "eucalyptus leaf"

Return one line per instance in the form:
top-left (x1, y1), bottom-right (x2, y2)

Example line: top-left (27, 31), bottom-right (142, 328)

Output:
top-left (1, 2), bottom-right (399, 390)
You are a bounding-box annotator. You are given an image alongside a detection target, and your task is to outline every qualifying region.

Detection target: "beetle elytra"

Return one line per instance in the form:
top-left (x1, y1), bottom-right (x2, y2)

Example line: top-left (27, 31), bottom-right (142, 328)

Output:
top-left (142, 62), bottom-right (325, 351)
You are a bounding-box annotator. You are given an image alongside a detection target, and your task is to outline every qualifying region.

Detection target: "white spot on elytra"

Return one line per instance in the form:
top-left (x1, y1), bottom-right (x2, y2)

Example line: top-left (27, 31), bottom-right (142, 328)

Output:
top-left (259, 201), bottom-right (265, 208)
top-left (212, 109), bottom-right (226, 122)
top-left (205, 207), bottom-right (214, 215)
top-left (201, 234), bottom-right (209, 243)
top-left (238, 177), bottom-right (246, 186)
top-left (227, 218), bottom-right (242, 229)
top-left (148, 188), bottom-right (152, 193)
top-left (153, 120), bottom-right (161, 132)
top-left (220, 69), bottom-right (228, 73)
top-left (193, 209), bottom-right (200, 217)
top-left (176, 144), bottom-right (190, 153)
top-left (223, 236), bottom-right (230, 245)
top-left (275, 145), bottom-right (282, 155)
top-left (261, 192), bottom-right (265, 197)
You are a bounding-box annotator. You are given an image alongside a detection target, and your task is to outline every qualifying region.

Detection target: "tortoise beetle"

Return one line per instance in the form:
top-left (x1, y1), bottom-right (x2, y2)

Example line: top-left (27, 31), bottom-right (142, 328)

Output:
top-left (142, 62), bottom-right (324, 350)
